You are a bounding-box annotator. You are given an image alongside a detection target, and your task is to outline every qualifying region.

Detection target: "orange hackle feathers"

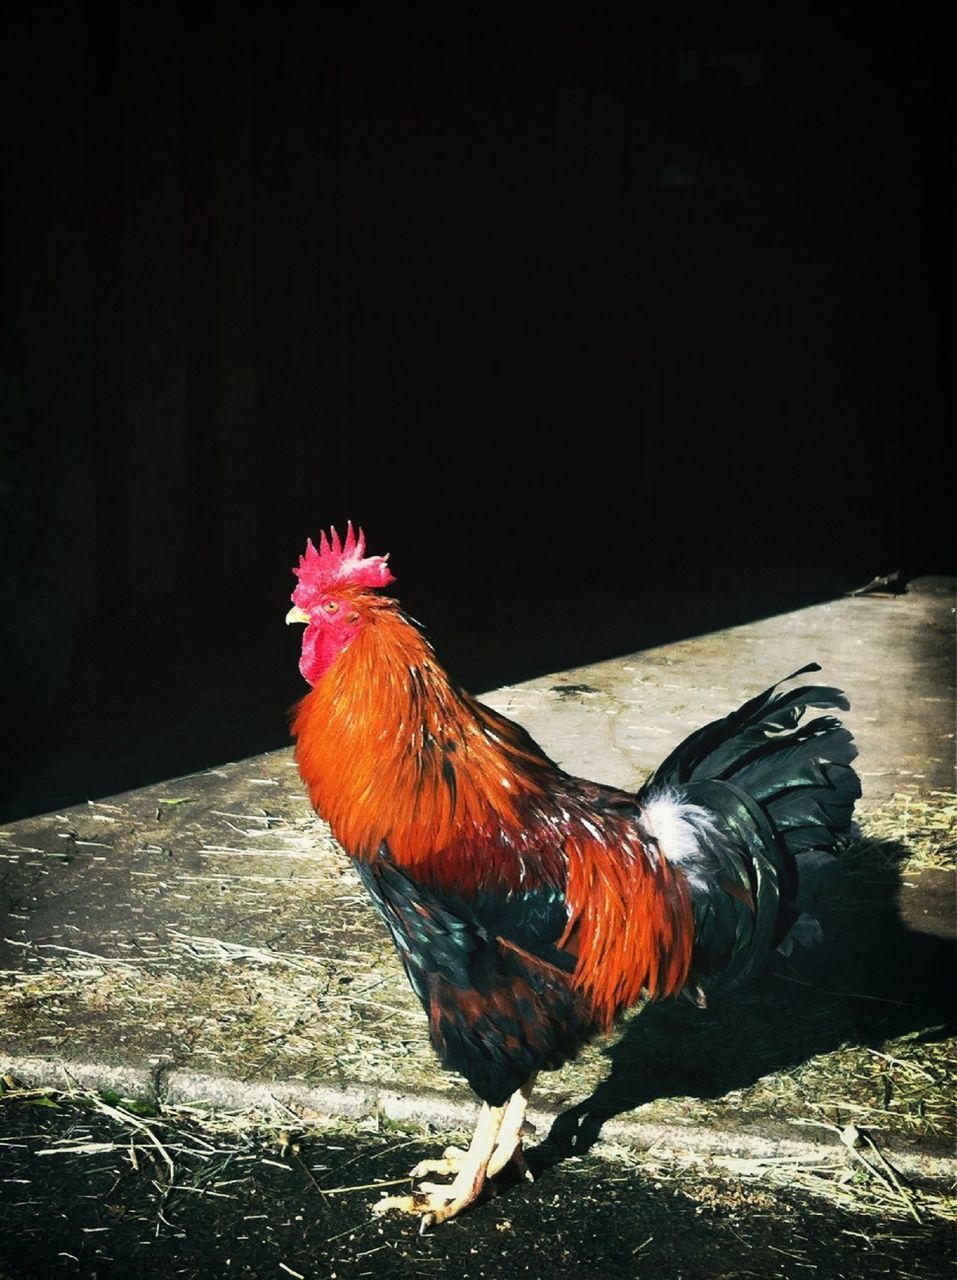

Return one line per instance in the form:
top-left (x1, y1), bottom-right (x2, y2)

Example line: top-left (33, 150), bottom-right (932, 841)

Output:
top-left (292, 600), bottom-right (556, 887)
top-left (559, 833), bottom-right (694, 1028)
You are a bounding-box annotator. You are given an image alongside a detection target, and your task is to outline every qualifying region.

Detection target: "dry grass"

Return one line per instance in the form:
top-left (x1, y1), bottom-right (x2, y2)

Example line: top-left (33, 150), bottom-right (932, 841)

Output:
top-left (854, 788), bottom-right (957, 870)
top-left (759, 1033), bottom-right (955, 1141)
top-left (595, 1127), bottom-right (956, 1226)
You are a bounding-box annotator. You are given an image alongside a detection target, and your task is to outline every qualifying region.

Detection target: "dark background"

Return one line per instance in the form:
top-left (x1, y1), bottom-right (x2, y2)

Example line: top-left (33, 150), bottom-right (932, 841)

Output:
top-left (1, 2), bottom-right (953, 822)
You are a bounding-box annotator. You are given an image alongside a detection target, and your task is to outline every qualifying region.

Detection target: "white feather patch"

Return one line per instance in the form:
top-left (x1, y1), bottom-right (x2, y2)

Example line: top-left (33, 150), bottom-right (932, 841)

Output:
top-left (641, 789), bottom-right (721, 889)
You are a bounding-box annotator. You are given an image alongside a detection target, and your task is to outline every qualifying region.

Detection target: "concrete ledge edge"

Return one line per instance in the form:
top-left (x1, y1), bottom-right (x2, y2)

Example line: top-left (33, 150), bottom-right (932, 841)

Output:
top-left (4, 1053), bottom-right (953, 1186)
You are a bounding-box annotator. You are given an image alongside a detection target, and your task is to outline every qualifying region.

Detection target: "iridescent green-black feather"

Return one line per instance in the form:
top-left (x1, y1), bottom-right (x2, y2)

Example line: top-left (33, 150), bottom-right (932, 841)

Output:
top-left (354, 851), bottom-right (592, 1106)
top-left (640, 665), bottom-right (860, 992)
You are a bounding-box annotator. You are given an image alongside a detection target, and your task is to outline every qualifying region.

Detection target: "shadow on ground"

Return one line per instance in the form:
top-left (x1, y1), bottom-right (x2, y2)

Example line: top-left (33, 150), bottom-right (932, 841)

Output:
top-left (538, 836), bottom-right (955, 1167)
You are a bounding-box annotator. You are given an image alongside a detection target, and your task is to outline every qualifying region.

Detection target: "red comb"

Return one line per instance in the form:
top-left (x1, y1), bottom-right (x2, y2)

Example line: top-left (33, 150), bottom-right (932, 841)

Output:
top-left (291, 522), bottom-right (394, 607)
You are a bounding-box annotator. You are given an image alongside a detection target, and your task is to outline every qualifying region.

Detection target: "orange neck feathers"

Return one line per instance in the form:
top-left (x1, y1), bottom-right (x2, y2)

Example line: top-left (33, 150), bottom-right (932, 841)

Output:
top-left (291, 604), bottom-right (557, 888)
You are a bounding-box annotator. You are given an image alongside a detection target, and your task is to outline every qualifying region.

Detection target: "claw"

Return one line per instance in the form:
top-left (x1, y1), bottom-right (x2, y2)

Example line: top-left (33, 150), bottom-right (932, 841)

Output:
top-left (511, 1144), bottom-right (535, 1184)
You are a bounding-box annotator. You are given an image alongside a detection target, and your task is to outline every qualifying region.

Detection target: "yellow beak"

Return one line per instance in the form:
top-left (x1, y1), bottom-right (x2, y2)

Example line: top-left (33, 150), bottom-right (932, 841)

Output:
top-left (285, 605), bottom-right (311, 626)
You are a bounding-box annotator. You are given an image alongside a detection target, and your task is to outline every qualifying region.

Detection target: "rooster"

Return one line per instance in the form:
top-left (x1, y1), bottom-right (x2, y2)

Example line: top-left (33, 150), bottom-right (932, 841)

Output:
top-left (286, 524), bottom-right (860, 1228)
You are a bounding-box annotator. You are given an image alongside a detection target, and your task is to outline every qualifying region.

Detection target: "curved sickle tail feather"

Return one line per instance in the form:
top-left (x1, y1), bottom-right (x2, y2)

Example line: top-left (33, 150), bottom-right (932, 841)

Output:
top-left (639, 665), bottom-right (861, 994)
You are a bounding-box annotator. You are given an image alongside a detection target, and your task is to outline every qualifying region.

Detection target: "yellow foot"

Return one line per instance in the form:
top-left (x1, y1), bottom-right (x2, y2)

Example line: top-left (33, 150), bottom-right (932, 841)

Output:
top-left (407, 1145), bottom-right (468, 1180)
top-left (372, 1082), bottom-right (538, 1230)
top-left (372, 1168), bottom-right (485, 1231)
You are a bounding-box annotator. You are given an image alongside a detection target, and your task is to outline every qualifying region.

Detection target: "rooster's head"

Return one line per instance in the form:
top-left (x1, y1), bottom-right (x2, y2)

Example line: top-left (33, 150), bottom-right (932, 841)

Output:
top-left (286, 523), bottom-right (395, 685)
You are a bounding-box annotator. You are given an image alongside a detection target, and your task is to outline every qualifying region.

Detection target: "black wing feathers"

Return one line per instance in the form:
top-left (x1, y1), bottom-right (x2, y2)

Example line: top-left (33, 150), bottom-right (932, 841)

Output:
top-left (354, 851), bottom-right (592, 1106)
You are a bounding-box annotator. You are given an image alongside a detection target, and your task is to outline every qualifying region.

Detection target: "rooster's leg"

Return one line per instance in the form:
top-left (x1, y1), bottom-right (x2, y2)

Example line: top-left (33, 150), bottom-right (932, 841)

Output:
top-left (488, 1073), bottom-right (536, 1180)
top-left (373, 1099), bottom-right (506, 1230)
top-left (407, 1074), bottom-right (538, 1182)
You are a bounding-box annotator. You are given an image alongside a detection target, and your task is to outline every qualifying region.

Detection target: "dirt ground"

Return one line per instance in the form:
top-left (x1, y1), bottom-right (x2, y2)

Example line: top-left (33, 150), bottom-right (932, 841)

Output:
top-left (0, 1092), bottom-right (953, 1280)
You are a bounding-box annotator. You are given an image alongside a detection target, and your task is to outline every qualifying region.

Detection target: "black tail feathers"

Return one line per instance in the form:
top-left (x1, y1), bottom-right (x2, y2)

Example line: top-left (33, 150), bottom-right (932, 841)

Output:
top-left (641, 665), bottom-right (861, 991)
top-left (640, 663), bottom-right (860, 857)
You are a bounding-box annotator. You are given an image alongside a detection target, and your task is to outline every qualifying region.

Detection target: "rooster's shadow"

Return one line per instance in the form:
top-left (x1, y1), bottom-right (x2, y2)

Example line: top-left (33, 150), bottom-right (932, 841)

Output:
top-left (531, 837), bottom-right (955, 1170)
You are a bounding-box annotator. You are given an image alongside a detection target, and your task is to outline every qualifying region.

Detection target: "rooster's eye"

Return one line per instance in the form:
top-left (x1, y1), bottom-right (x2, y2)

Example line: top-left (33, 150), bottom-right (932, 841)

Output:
top-left (324, 600), bottom-right (339, 614)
